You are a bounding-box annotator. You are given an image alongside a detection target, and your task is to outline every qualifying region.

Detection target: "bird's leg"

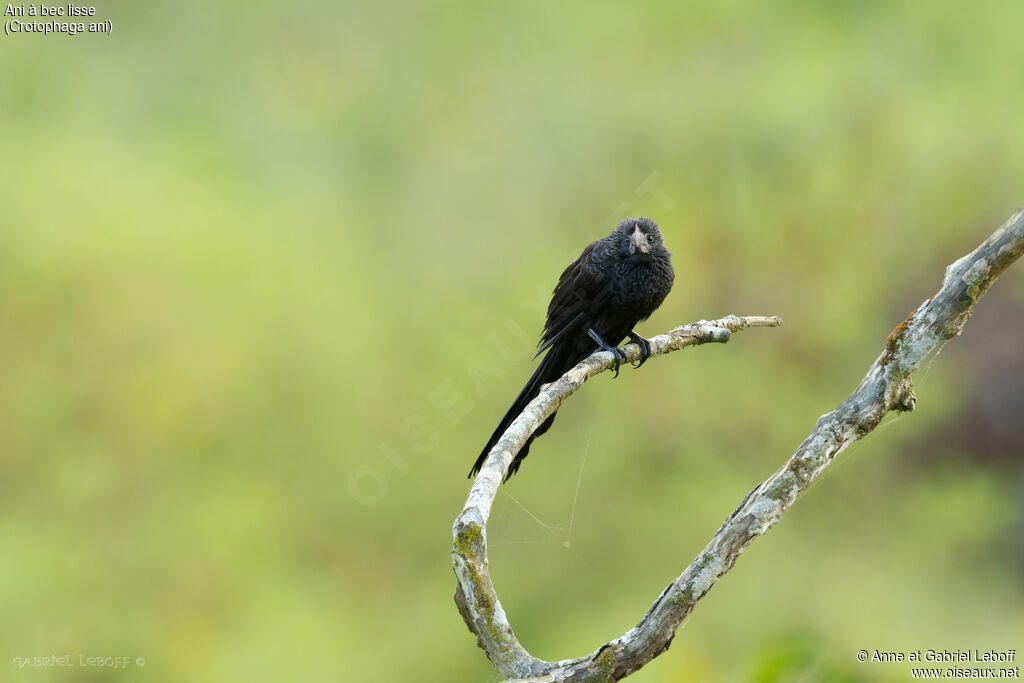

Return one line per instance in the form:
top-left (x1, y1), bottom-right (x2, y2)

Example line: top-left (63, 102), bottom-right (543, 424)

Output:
top-left (587, 328), bottom-right (626, 378)
top-left (627, 331), bottom-right (652, 369)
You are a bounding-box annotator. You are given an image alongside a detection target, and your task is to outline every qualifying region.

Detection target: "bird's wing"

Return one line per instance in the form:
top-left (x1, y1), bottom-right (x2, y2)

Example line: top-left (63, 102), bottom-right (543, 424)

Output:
top-left (535, 240), bottom-right (612, 357)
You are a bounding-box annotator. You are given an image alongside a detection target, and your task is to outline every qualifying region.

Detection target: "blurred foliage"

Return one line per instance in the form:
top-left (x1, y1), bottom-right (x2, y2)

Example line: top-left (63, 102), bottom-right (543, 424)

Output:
top-left (1, 1), bottom-right (1022, 681)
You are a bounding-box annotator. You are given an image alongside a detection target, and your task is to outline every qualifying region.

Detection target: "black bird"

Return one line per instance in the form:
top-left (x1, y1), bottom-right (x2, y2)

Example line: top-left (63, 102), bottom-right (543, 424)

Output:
top-left (470, 217), bottom-right (675, 480)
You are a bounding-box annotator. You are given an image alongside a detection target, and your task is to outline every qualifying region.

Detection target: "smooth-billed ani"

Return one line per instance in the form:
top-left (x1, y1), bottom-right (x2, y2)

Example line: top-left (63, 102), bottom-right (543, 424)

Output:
top-left (470, 217), bottom-right (675, 481)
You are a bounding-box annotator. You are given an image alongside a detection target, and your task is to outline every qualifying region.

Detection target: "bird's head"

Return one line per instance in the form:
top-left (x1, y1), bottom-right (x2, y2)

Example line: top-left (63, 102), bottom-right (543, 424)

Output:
top-left (612, 217), bottom-right (666, 257)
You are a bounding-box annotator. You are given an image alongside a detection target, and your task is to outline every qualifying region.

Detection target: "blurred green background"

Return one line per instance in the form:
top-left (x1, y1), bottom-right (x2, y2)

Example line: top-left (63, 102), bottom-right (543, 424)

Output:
top-left (1, 1), bottom-right (1022, 681)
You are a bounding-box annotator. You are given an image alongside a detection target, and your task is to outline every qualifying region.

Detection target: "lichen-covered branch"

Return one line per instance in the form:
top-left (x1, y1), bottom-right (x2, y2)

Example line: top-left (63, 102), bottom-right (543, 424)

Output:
top-left (452, 315), bottom-right (782, 679)
top-left (452, 205), bottom-right (1024, 683)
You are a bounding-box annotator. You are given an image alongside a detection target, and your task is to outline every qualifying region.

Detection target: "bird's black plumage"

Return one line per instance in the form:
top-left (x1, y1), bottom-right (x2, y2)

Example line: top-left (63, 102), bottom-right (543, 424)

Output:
top-left (470, 217), bottom-right (675, 481)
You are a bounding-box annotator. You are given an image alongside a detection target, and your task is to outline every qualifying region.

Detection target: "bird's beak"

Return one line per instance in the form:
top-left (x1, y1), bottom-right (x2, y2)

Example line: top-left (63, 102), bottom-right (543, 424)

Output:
top-left (632, 224), bottom-right (649, 254)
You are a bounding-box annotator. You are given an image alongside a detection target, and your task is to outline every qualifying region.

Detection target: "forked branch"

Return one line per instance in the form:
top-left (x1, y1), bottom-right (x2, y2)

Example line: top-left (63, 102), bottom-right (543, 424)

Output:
top-left (452, 207), bottom-right (1024, 681)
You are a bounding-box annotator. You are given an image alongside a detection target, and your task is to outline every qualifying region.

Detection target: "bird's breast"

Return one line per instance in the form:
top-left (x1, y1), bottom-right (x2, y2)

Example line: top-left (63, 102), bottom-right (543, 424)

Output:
top-left (612, 258), bottom-right (674, 313)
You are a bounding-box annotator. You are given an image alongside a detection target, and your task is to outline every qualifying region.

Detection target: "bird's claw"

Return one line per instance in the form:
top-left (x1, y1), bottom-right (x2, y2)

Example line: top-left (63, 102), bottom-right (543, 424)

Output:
top-left (627, 332), bottom-right (652, 369)
top-left (587, 328), bottom-right (627, 378)
top-left (603, 345), bottom-right (626, 378)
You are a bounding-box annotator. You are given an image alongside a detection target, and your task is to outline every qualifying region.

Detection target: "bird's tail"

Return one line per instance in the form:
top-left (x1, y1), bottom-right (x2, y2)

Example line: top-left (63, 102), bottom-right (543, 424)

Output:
top-left (469, 343), bottom-right (573, 481)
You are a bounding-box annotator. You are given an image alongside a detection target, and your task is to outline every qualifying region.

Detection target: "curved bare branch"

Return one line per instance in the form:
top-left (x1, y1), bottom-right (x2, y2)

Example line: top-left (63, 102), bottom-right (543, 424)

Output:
top-left (452, 315), bottom-right (782, 679)
top-left (452, 205), bottom-right (1024, 682)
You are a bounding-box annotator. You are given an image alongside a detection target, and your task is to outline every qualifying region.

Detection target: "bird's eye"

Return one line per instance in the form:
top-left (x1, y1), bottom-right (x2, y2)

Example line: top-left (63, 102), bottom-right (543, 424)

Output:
top-left (646, 234), bottom-right (655, 243)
